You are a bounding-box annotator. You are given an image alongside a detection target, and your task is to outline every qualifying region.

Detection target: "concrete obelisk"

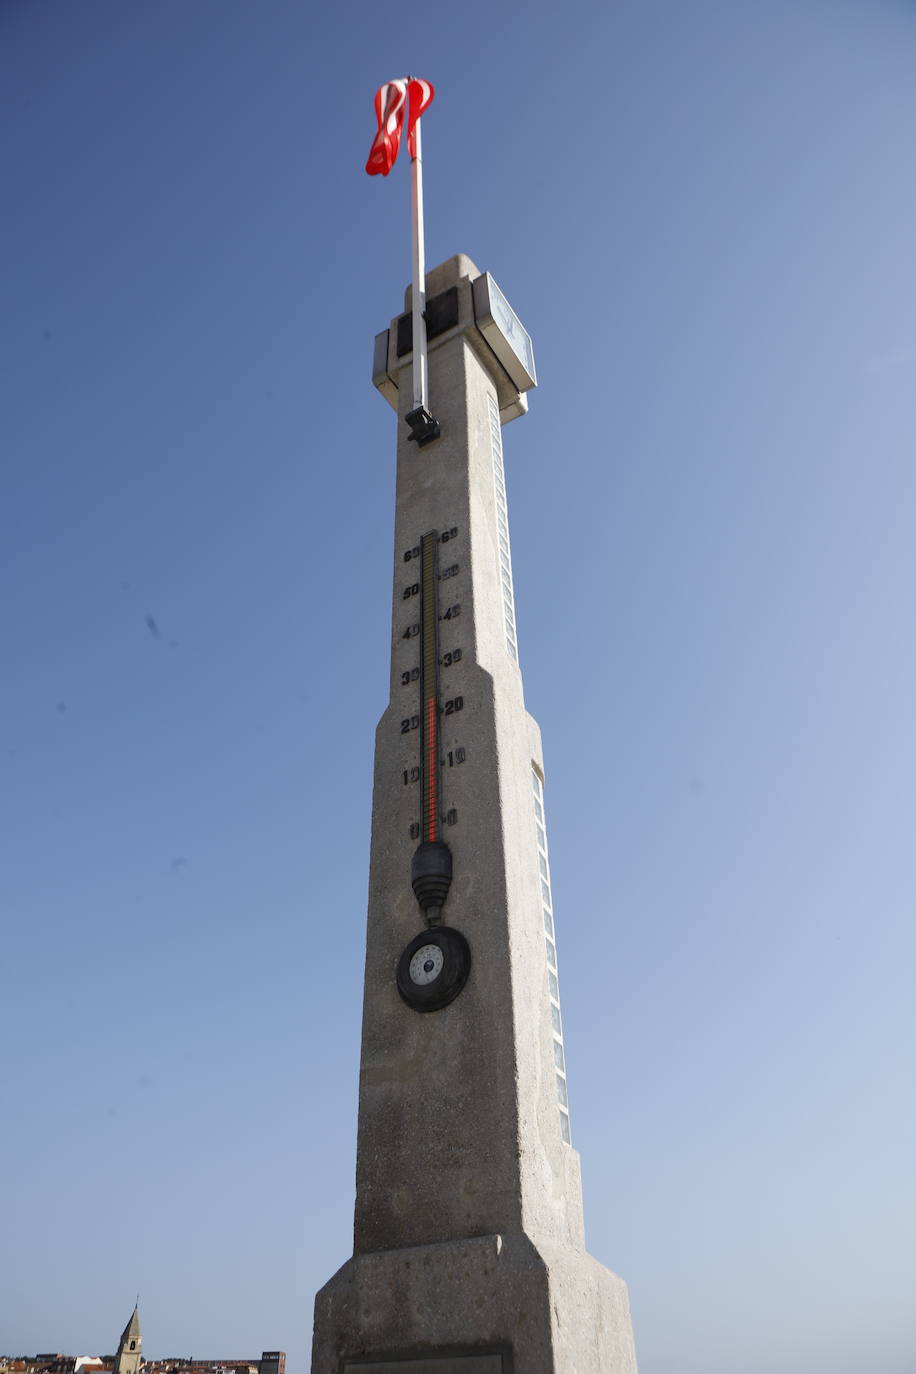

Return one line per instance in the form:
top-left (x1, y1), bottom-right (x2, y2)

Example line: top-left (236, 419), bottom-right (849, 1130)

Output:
top-left (310, 254), bottom-right (638, 1373)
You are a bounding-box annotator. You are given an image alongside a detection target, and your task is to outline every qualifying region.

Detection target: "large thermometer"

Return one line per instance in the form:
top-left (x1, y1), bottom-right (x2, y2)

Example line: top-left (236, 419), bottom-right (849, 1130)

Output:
top-left (396, 528), bottom-right (471, 1011)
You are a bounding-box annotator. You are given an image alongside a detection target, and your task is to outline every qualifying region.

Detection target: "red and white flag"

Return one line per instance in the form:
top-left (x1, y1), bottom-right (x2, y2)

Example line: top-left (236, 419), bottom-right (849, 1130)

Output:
top-left (365, 77), bottom-right (434, 176)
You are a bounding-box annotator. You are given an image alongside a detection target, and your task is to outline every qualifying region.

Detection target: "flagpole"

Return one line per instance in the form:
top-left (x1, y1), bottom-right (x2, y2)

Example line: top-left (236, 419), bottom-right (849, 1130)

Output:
top-left (404, 85), bottom-right (439, 446)
top-left (410, 111), bottom-right (427, 413)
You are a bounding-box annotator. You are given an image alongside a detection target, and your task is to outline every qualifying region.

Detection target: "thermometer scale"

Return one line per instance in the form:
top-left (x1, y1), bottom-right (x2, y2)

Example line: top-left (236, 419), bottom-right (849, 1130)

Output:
top-left (419, 530), bottom-right (442, 849)
top-left (397, 527), bottom-right (470, 1011)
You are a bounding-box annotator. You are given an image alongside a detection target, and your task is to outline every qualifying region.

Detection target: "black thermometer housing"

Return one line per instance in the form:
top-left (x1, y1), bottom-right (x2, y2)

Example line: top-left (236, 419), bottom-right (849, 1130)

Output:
top-left (410, 529), bottom-right (452, 923)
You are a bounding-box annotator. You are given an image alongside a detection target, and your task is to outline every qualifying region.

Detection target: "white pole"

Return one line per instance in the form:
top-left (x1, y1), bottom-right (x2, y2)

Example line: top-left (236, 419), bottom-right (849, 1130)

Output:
top-left (410, 107), bottom-right (428, 413)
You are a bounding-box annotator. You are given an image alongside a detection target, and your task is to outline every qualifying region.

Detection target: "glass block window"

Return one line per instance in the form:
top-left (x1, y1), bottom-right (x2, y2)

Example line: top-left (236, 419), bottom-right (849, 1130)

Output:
top-left (488, 394), bottom-right (519, 662)
top-left (532, 766), bottom-right (571, 1144)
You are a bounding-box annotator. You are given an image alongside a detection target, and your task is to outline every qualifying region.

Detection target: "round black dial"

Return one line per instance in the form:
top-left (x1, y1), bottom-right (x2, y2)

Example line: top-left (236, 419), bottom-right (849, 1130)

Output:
top-left (396, 926), bottom-right (471, 1012)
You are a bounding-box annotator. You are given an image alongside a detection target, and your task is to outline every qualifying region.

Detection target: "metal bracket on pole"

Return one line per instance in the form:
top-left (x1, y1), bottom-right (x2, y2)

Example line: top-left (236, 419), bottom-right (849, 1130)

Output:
top-left (405, 112), bottom-right (440, 447)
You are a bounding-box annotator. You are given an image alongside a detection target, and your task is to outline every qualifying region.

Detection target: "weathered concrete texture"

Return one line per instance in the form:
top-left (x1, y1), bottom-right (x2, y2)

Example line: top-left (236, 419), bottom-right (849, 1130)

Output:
top-left (345, 1359), bottom-right (502, 1373)
top-left (353, 259), bottom-right (584, 1260)
top-left (311, 255), bottom-right (638, 1373)
top-left (313, 1233), bottom-right (636, 1374)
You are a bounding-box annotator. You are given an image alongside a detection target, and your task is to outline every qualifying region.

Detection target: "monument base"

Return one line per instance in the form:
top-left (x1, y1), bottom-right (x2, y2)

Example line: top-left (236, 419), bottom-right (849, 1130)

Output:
top-left (311, 1233), bottom-right (638, 1373)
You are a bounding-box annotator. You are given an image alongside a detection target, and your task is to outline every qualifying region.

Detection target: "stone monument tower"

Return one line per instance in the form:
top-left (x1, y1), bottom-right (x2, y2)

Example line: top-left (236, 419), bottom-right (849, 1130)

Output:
top-left (310, 255), bottom-right (638, 1372)
top-left (113, 1304), bottom-right (142, 1374)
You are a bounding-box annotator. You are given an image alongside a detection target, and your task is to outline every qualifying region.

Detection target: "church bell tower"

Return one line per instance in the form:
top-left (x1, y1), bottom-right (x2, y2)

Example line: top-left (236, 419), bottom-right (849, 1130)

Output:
top-left (113, 1304), bottom-right (142, 1374)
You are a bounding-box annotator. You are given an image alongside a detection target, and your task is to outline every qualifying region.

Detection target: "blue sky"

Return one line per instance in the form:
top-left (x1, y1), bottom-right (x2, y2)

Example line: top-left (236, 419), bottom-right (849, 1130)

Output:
top-left (3, 2), bottom-right (915, 1372)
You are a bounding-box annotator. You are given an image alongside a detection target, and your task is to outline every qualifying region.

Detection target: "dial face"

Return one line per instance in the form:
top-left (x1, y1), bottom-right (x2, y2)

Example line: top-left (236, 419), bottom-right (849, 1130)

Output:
top-left (396, 926), bottom-right (471, 1012)
top-left (409, 943), bottom-right (444, 985)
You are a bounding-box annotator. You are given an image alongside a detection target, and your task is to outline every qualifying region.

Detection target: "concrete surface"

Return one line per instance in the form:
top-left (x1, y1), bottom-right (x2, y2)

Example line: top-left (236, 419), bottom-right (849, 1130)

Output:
top-left (311, 256), bottom-right (638, 1374)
